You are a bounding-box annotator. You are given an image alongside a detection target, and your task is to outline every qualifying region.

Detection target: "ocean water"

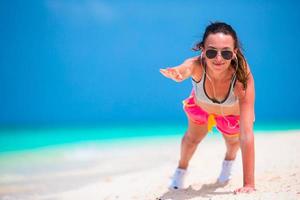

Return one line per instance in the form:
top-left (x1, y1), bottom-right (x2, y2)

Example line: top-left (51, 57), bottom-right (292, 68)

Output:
top-left (0, 122), bottom-right (299, 154)
top-left (0, 123), bottom-right (184, 154)
top-left (0, 121), bottom-right (299, 198)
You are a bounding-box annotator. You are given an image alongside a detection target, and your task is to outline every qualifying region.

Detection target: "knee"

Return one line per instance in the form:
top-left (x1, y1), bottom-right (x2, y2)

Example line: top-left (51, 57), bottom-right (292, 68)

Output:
top-left (182, 132), bottom-right (201, 146)
top-left (227, 138), bottom-right (239, 145)
top-left (225, 138), bottom-right (240, 149)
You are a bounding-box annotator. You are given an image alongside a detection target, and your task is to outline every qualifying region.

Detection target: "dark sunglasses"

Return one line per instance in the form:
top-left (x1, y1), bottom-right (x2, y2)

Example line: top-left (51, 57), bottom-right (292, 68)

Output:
top-left (205, 49), bottom-right (233, 60)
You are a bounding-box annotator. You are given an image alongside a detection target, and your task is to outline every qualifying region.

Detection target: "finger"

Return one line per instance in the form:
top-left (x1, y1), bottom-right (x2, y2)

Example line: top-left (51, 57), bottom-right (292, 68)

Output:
top-left (166, 68), bottom-right (177, 76)
top-left (159, 69), bottom-right (171, 78)
top-left (246, 188), bottom-right (255, 193)
top-left (242, 188), bottom-right (249, 193)
top-left (234, 187), bottom-right (253, 194)
top-left (161, 68), bottom-right (173, 76)
top-left (159, 69), bottom-right (168, 74)
top-left (175, 75), bottom-right (183, 81)
top-left (177, 73), bottom-right (183, 79)
top-left (167, 68), bottom-right (182, 79)
top-left (234, 188), bottom-right (242, 194)
top-left (172, 78), bottom-right (181, 82)
top-left (166, 67), bottom-right (174, 72)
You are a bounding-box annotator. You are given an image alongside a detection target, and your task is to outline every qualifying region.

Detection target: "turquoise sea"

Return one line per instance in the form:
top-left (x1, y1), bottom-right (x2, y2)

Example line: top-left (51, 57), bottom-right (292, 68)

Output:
top-left (0, 121), bottom-right (299, 199)
top-left (0, 121), bottom-right (299, 154)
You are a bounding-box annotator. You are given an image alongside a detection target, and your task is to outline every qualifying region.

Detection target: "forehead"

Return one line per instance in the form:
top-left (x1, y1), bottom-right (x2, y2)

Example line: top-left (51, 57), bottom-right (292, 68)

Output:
top-left (204, 33), bottom-right (235, 49)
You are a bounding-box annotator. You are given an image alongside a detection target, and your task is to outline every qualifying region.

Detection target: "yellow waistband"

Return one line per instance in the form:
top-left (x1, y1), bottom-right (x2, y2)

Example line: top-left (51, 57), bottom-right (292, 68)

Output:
top-left (207, 114), bottom-right (216, 132)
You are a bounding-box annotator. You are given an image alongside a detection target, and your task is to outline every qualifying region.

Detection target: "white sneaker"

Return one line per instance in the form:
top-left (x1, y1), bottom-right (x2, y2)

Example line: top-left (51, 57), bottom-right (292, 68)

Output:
top-left (169, 168), bottom-right (187, 190)
top-left (217, 160), bottom-right (235, 184)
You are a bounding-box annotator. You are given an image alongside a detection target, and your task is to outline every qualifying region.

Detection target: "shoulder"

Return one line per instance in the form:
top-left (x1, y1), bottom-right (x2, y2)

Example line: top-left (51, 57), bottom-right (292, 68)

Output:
top-left (234, 64), bottom-right (255, 102)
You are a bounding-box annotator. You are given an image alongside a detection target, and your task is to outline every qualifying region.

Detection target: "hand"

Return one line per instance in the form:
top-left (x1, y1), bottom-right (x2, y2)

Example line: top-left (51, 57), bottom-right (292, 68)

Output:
top-left (159, 67), bottom-right (183, 82)
top-left (234, 186), bottom-right (256, 194)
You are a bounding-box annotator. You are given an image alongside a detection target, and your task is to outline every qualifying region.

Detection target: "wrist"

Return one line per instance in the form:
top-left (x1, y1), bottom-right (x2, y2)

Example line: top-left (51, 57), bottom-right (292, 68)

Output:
top-left (243, 183), bottom-right (255, 188)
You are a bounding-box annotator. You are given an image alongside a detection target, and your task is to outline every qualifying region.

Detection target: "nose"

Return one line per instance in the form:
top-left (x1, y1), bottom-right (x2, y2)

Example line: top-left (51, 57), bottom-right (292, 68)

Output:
top-left (216, 51), bottom-right (223, 62)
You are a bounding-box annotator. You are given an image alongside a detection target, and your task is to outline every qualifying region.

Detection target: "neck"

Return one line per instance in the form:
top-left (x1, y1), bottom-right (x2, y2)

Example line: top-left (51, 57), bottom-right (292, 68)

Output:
top-left (206, 67), bottom-right (232, 83)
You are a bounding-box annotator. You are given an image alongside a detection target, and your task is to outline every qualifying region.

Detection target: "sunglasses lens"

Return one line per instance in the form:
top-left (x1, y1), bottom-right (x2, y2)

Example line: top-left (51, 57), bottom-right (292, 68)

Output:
top-left (221, 50), bottom-right (233, 60)
top-left (205, 49), bottom-right (217, 59)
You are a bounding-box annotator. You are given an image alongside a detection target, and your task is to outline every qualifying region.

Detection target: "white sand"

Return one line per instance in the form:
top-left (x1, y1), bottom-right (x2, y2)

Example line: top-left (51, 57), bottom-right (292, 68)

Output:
top-left (0, 131), bottom-right (300, 200)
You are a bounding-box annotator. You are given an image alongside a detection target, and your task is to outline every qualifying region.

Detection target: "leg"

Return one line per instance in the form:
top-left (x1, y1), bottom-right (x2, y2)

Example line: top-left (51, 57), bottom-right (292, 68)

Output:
top-left (217, 133), bottom-right (240, 183)
top-left (178, 118), bottom-right (208, 169)
top-left (222, 134), bottom-right (240, 161)
top-left (170, 119), bottom-right (208, 189)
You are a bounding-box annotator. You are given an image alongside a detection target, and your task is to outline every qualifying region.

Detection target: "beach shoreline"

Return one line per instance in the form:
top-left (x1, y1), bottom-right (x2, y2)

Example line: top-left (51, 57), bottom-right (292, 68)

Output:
top-left (0, 130), bottom-right (300, 200)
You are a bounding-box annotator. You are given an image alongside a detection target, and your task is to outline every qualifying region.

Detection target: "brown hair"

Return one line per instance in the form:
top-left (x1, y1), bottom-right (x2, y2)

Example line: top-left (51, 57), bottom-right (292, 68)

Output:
top-left (193, 22), bottom-right (249, 90)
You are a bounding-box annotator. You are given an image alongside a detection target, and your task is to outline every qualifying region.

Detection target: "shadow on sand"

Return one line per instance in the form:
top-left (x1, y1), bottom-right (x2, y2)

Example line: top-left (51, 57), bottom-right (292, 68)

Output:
top-left (156, 181), bottom-right (233, 200)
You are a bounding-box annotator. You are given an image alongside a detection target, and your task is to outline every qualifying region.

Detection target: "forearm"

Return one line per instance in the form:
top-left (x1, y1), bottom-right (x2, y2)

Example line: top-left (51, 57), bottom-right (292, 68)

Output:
top-left (172, 57), bottom-right (198, 80)
top-left (239, 132), bottom-right (255, 187)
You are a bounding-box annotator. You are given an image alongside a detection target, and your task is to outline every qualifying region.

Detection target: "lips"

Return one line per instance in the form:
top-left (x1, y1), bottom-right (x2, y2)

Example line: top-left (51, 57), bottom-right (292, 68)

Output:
top-left (214, 63), bottom-right (224, 66)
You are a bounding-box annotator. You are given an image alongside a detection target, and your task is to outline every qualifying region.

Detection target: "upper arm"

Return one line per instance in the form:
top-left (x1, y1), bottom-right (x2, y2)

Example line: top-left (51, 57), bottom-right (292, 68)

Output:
top-left (239, 71), bottom-right (255, 135)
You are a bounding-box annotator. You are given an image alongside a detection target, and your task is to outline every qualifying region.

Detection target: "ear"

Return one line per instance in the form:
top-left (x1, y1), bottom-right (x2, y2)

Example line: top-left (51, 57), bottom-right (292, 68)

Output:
top-left (200, 47), bottom-right (204, 58)
top-left (234, 48), bottom-right (238, 53)
top-left (234, 48), bottom-right (238, 56)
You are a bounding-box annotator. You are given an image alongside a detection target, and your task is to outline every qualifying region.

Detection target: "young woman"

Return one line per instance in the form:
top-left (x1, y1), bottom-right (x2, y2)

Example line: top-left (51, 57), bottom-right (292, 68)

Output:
top-left (160, 22), bottom-right (255, 194)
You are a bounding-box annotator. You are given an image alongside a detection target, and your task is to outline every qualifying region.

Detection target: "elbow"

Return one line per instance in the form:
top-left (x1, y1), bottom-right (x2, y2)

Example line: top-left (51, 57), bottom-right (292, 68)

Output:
top-left (239, 130), bottom-right (254, 144)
